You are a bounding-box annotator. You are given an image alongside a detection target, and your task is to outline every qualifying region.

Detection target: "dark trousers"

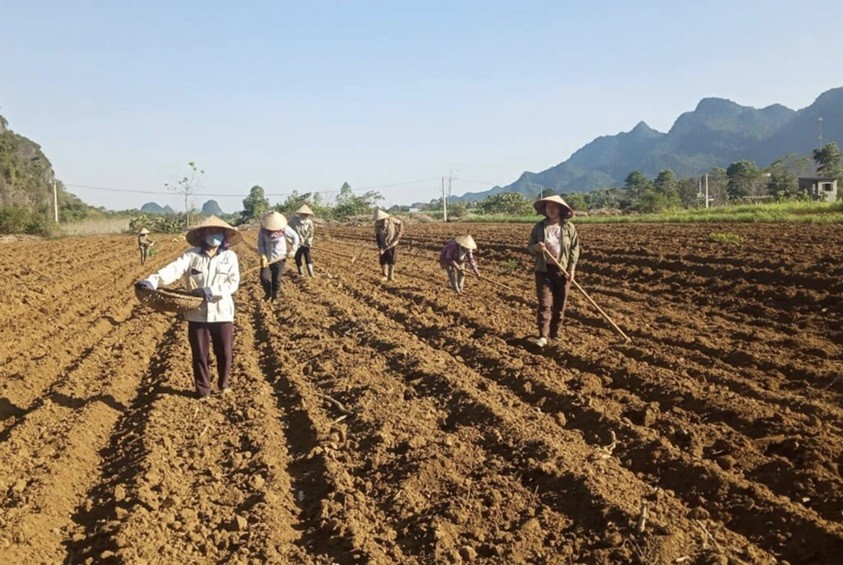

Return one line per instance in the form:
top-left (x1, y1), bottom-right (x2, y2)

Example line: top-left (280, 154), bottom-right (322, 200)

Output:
top-left (139, 246), bottom-right (150, 265)
top-left (294, 246), bottom-right (312, 267)
top-left (535, 266), bottom-right (571, 339)
top-left (187, 321), bottom-right (234, 397)
top-left (260, 260), bottom-right (285, 299)
top-left (379, 247), bottom-right (397, 266)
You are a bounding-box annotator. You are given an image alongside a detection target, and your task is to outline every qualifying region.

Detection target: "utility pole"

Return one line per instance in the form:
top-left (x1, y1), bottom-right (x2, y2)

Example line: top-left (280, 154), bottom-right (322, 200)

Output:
top-left (818, 117), bottom-right (823, 141)
top-left (52, 177), bottom-right (59, 223)
top-left (704, 173), bottom-right (710, 209)
top-left (441, 177), bottom-right (447, 222)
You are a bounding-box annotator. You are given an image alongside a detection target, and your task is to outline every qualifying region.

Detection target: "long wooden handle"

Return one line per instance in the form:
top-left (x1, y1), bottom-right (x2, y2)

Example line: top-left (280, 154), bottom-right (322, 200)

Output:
top-left (542, 249), bottom-right (631, 342)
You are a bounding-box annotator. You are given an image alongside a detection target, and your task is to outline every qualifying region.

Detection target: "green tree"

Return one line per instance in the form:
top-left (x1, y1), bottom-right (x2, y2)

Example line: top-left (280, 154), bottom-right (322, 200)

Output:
top-left (332, 182), bottom-right (383, 219)
top-left (165, 161), bottom-right (204, 228)
top-left (563, 193), bottom-right (587, 212)
top-left (767, 168), bottom-right (801, 201)
top-left (477, 192), bottom-right (533, 215)
top-left (242, 185), bottom-right (269, 220)
top-left (726, 160), bottom-right (759, 201)
top-left (277, 190), bottom-right (313, 215)
top-left (813, 142), bottom-right (843, 180)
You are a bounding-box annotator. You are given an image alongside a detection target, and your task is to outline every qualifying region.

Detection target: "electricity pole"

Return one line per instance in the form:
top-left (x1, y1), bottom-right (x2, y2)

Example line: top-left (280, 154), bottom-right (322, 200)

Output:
top-left (441, 177), bottom-right (447, 222)
top-left (52, 176), bottom-right (59, 223)
top-left (705, 173), bottom-right (710, 209)
top-left (818, 117), bottom-right (823, 141)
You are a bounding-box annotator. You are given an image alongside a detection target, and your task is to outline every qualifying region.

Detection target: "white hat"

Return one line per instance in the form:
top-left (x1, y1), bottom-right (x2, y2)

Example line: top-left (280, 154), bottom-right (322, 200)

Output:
top-left (260, 211), bottom-right (287, 231)
top-left (295, 204), bottom-right (314, 216)
top-left (374, 209), bottom-right (390, 221)
top-left (185, 215), bottom-right (242, 246)
top-left (534, 195), bottom-right (574, 219)
top-left (454, 235), bottom-right (477, 250)
top-left (139, 228), bottom-right (150, 235)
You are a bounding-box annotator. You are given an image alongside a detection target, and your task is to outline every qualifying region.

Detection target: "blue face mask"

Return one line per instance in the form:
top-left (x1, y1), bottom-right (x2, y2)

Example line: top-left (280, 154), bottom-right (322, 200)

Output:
top-left (204, 231), bottom-right (224, 248)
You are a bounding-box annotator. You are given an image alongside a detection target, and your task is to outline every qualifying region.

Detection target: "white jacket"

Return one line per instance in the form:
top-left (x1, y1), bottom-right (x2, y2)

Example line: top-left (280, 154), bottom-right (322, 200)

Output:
top-left (143, 247), bottom-right (240, 323)
top-left (257, 227), bottom-right (300, 264)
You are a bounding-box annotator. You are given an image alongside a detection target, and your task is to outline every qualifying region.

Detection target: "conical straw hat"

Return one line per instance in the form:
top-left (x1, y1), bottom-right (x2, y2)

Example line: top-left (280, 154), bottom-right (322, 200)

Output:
top-left (295, 204), bottom-right (314, 216)
top-left (139, 228), bottom-right (150, 235)
top-left (454, 234), bottom-right (477, 250)
top-left (260, 211), bottom-right (287, 231)
top-left (185, 215), bottom-right (242, 246)
top-left (373, 209), bottom-right (390, 221)
top-left (533, 195), bottom-right (574, 219)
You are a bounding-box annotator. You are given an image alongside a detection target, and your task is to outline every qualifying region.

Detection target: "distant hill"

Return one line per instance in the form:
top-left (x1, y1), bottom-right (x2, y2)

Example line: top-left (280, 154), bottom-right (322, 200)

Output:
top-left (141, 200), bottom-right (224, 216)
top-left (454, 87), bottom-right (843, 201)
top-left (140, 202), bottom-right (176, 215)
top-left (202, 200), bottom-right (223, 216)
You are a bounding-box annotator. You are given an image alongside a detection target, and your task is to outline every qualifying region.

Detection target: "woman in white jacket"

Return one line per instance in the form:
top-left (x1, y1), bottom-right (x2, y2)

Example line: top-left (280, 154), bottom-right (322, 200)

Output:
top-left (135, 216), bottom-right (242, 399)
top-left (257, 211), bottom-right (300, 301)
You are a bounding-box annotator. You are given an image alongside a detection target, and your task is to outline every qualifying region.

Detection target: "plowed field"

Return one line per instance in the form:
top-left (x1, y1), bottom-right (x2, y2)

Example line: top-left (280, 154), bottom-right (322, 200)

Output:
top-left (1, 222), bottom-right (841, 564)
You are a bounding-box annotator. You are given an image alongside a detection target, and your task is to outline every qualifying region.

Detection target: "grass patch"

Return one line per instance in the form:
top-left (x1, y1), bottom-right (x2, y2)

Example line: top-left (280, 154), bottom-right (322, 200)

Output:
top-left (463, 200), bottom-right (843, 224)
top-left (709, 232), bottom-right (744, 246)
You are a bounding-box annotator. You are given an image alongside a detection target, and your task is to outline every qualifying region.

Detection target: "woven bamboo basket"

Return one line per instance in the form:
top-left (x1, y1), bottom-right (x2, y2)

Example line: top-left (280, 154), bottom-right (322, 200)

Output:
top-left (134, 286), bottom-right (204, 313)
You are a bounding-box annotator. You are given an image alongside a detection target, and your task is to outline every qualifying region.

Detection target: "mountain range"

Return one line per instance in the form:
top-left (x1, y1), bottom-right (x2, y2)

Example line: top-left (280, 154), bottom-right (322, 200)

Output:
top-left (141, 200), bottom-right (224, 216)
top-left (454, 87), bottom-right (843, 202)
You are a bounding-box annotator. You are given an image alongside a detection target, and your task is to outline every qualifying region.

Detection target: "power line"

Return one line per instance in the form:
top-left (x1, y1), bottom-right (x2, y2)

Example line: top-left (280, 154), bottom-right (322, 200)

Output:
top-left (63, 177), bottom-right (442, 198)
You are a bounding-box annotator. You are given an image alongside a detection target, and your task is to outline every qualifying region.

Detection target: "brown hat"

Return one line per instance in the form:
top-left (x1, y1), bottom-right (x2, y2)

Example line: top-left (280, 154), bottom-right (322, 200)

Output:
top-left (373, 209), bottom-right (390, 221)
top-left (185, 215), bottom-right (242, 247)
top-left (534, 195), bottom-right (574, 219)
top-left (260, 211), bottom-right (287, 231)
top-left (139, 228), bottom-right (150, 235)
top-left (454, 235), bottom-right (477, 250)
top-left (295, 204), bottom-right (314, 216)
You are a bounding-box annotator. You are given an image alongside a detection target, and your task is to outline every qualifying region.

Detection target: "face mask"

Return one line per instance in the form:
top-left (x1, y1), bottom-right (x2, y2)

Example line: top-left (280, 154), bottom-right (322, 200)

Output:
top-left (204, 231), bottom-right (224, 248)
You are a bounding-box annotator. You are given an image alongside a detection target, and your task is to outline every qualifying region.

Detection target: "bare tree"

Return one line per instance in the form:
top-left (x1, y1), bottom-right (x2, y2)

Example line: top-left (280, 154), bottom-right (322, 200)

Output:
top-left (165, 161), bottom-right (204, 228)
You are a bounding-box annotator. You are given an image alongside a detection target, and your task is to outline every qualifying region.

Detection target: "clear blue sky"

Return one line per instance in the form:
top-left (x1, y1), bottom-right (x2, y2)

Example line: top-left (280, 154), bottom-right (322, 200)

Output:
top-left (1, 0), bottom-right (841, 211)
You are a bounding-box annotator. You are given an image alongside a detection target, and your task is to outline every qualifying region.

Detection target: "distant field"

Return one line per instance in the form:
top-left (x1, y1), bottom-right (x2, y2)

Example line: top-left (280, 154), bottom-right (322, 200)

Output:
top-left (60, 217), bottom-right (131, 235)
top-left (465, 200), bottom-right (843, 224)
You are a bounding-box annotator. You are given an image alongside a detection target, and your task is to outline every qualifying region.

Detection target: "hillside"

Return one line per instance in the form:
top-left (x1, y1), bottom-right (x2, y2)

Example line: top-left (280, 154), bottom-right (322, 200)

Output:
top-left (455, 87), bottom-right (843, 201)
top-left (0, 114), bottom-right (95, 220)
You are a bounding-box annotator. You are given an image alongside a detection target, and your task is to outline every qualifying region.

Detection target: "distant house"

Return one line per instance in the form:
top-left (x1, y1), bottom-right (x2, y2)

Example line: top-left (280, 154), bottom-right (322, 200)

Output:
top-left (799, 177), bottom-right (838, 202)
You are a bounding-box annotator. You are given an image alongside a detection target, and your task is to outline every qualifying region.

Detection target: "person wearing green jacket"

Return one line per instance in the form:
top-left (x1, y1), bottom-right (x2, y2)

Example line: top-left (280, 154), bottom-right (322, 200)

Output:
top-left (527, 195), bottom-right (579, 348)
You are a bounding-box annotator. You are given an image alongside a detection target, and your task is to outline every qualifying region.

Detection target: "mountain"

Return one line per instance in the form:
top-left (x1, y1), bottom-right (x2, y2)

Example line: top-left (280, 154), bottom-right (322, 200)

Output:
top-left (140, 202), bottom-right (176, 215)
top-left (201, 200), bottom-right (223, 216)
top-left (455, 87), bottom-right (842, 201)
top-left (141, 200), bottom-right (223, 215)
top-left (1, 114), bottom-right (57, 209)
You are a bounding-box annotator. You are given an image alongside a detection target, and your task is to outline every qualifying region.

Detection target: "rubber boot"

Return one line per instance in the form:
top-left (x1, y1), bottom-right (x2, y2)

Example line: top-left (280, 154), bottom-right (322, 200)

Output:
top-left (381, 265), bottom-right (388, 279)
top-left (387, 264), bottom-right (394, 281)
top-left (307, 264), bottom-right (315, 277)
top-left (296, 265), bottom-right (303, 276)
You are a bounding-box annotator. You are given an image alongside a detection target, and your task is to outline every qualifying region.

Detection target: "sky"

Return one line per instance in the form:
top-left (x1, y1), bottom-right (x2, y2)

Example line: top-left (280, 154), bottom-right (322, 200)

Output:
top-left (1, 0), bottom-right (842, 212)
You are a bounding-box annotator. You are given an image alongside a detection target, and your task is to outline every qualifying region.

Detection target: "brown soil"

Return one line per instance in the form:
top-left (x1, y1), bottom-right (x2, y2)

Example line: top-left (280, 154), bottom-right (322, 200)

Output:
top-left (1, 223), bottom-right (841, 563)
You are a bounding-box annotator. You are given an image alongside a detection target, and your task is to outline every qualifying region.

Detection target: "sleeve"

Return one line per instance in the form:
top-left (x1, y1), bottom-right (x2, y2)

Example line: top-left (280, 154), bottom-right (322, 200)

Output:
top-left (144, 251), bottom-right (194, 289)
top-left (257, 231), bottom-right (267, 258)
top-left (527, 222), bottom-right (543, 255)
top-left (567, 224), bottom-right (580, 273)
top-left (285, 225), bottom-right (300, 247)
top-left (390, 220), bottom-right (405, 247)
top-left (207, 252), bottom-right (240, 299)
top-left (467, 251), bottom-right (479, 275)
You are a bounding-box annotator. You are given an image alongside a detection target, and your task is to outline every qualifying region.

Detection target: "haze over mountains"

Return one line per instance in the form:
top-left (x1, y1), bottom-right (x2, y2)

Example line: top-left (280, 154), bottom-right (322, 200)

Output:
top-left (454, 87), bottom-right (843, 202)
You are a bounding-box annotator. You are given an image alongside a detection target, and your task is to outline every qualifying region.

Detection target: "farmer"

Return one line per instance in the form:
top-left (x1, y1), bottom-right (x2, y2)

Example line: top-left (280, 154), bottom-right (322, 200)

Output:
top-left (528, 195), bottom-right (579, 348)
top-left (374, 209), bottom-right (404, 281)
top-left (138, 228), bottom-right (154, 265)
top-left (439, 235), bottom-right (480, 294)
top-left (288, 204), bottom-right (315, 277)
top-left (257, 210), bottom-right (300, 301)
top-left (135, 215), bottom-right (242, 399)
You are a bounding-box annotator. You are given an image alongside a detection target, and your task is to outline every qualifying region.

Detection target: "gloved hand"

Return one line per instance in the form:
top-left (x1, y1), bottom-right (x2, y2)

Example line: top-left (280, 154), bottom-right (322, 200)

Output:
top-left (260, 255), bottom-right (269, 268)
top-left (189, 287), bottom-right (211, 300)
top-left (135, 280), bottom-right (154, 290)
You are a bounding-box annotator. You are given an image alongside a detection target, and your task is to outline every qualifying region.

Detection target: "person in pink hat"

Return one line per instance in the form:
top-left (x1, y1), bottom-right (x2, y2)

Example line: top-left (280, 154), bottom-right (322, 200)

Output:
top-left (527, 195), bottom-right (579, 348)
